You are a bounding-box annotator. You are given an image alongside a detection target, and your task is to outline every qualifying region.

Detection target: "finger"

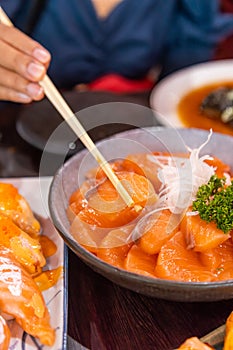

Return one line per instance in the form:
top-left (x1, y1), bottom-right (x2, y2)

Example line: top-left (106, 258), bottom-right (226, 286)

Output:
top-left (0, 85), bottom-right (32, 103)
top-left (0, 23), bottom-right (51, 64)
top-left (0, 66), bottom-right (44, 100)
top-left (0, 39), bottom-right (46, 82)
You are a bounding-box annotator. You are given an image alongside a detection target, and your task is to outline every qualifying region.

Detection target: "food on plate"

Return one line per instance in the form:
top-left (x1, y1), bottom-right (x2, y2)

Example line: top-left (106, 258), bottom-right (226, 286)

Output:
top-left (0, 246), bottom-right (55, 346)
top-left (0, 182), bottom-right (58, 348)
top-left (0, 215), bottom-right (46, 275)
top-left (68, 132), bottom-right (233, 283)
top-left (0, 183), bottom-right (40, 237)
top-left (200, 87), bottom-right (233, 124)
top-left (177, 82), bottom-right (233, 136)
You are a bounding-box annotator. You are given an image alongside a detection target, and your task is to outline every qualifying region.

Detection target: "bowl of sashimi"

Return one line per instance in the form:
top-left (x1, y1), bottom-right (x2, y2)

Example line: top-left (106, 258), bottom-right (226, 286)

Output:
top-left (49, 127), bottom-right (233, 301)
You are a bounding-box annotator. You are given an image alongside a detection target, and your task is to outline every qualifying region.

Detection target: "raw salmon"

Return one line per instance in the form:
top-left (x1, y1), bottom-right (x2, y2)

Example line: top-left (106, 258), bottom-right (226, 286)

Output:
top-left (181, 213), bottom-right (230, 252)
top-left (155, 231), bottom-right (215, 282)
top-left (70, 213), bottom-right (109, 253)
top-left (122, 153), bottom-right (162, 191)
top-left (124, 244), bottom-right (157, 277)
top-left (0, 246), bottom-right (55, 346)
top-left (199, 239), bottom-right (233, 279)
top-left (137, 209), bottom-right (180, 255)
top-left (97, 225), bottom-right (133, 268)
top-left (68, 171), bottom-right (157, 228)
top-left (85, 159), bottom-right (125, 181)
top-left (0, 215), bottom-right (46, 275)
top-left (0, 183), bottom-right (40, 237)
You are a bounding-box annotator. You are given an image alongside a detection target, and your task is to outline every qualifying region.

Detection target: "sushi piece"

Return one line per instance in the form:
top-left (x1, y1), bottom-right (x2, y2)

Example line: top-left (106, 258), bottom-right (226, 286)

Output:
top-left (0, 246), bottom-right (55, 346)
top-left (0, 183), bottom-right (40, 237)
top-left (0, 215), bottom-right (46, 275)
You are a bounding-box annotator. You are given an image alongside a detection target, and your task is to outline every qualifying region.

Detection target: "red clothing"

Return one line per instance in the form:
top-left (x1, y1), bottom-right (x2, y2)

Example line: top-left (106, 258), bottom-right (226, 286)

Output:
top-left (215, 0), bottom-right (233, 59)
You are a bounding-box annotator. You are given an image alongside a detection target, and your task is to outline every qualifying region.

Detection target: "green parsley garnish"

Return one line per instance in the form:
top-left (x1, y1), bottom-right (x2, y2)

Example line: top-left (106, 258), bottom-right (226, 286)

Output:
top-left (192, 175), bottom-right (233, 234)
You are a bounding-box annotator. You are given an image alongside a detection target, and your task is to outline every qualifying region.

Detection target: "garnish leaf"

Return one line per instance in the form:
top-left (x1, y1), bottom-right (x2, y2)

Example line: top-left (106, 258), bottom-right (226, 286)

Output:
top-left (193, 175), bottom-right (233, 233)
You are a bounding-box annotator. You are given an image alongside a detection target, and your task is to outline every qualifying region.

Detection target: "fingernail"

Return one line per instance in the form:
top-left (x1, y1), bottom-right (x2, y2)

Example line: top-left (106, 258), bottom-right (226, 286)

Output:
top-left (27, 62), bottom-right (45, 80)
top-left (17, 93), bottom-right (32, 102)
top-left (27, 83), bottom-right (43, 98)
top-left (33, 48), bottom-right (50, 63)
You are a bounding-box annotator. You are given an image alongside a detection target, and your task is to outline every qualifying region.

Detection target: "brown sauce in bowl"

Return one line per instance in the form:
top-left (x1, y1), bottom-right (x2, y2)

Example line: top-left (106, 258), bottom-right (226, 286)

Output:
top-left (177, 82), bottom-right (233, 136)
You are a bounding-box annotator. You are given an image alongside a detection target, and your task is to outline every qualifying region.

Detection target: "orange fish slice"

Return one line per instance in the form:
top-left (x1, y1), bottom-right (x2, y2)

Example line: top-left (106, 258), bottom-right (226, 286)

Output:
top-left (122, 153), bottom-right (163, 191)
top-left (199, 239), bottom-right (233, 280)
top-left (181, 213), bottom-right (230, 252)
top-left (137, 209), bottom-right (180, 255)
top-left (155, 231), bottom-right (215, 282)
top-left (68, 171), bottom-right (157, 228)
top-left (124, 244), bottom-right (157, 277)
top-left (97, 225), bottom-right (133, 268)
top-left (70, 213), bottom-right (108, 254)
top-left (0, 215), bottom-right (45, 275)
top-left (0, 182), bottom-right (40, 237)
top-left (0, 246), bottom-right (55, 346)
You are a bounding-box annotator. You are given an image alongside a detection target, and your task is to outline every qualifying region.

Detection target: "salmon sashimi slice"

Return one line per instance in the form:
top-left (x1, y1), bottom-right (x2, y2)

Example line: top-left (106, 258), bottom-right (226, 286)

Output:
top-left (124, 244), bottom-right (157, 277)
top-left (181, 212), bottom-right (230, 252)
top-left (68, 171), bottom-right (157, 228)
top-left (0, 215), bottom-right (46, 275)
top-left (85, 159), bottom-right (126, 181)
top-left (177, 336), bottom-right (214, 349)
top-left (0, 183), bottom-right (40, 237)
top-left (224, 311), bottom-right (233, 350)
top-left (155, 231), bottom-right (215, 282)
top-left (0, 315), bottom-right (10, 350)
top-left (97, 225), bottom-right (133, 268)
top-left (68, 160), bottom-right (128, 220)
top-left (136, 209), bottom-right (180, 255)
top-left (0, 246), bottom-right (55, 346)
top-left (70, 213), bottom-right (109, 253)
top-left (122, 153), bottom-right (163, 191)
top-left (199, 239), bottom-right (233, 278)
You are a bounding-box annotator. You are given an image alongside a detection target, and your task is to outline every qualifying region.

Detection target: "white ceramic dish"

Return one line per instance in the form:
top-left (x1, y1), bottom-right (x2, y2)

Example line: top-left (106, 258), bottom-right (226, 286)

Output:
top-left (150, 59), bottom-right (233, 127)
top-left (1, 177), bottom-right (67, 350)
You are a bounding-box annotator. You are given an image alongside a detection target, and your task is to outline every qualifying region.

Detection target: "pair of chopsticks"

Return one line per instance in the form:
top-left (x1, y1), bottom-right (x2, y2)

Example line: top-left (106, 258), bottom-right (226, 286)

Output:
top-left (0, 7), bottom-right (138, 210)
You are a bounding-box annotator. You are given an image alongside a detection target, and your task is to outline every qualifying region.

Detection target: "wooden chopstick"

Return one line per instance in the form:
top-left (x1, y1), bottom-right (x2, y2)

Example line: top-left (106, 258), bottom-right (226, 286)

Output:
top-left (200, 323), bottom-right (225, 346)
top-left (0, 7), bottom-right (138, 209)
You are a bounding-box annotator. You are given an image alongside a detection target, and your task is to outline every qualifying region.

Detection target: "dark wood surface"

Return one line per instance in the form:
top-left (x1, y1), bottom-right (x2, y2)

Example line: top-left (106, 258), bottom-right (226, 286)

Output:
top-left (0, 94), bottom-right (232, 350)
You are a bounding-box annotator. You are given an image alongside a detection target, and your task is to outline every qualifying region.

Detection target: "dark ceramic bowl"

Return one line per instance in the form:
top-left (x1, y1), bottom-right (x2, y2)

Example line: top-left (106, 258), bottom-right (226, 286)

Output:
top-left (49, 127), bottom-right (233, 302)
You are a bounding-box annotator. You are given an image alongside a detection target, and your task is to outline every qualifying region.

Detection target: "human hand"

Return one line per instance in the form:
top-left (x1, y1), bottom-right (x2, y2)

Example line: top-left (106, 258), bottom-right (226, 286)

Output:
top-left (0, 23), bottom-right (51, 103)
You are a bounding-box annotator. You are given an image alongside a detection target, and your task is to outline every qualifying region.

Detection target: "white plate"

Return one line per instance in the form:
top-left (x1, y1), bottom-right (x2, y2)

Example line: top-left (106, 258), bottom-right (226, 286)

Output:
top-left (1, 177), bottom-right (67, 350)
top-left (150, 59), bottom-right (233, 127)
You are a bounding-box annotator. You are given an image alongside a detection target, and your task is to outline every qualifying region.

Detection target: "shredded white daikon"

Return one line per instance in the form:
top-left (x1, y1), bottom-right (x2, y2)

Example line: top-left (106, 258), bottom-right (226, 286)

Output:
top-left (148, 130), bottom-right (216, 214)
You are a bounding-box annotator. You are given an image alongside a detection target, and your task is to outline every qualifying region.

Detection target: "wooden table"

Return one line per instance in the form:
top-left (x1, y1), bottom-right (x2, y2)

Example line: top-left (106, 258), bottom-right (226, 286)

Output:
top-left (0, 93), bottom-right (232, 350)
